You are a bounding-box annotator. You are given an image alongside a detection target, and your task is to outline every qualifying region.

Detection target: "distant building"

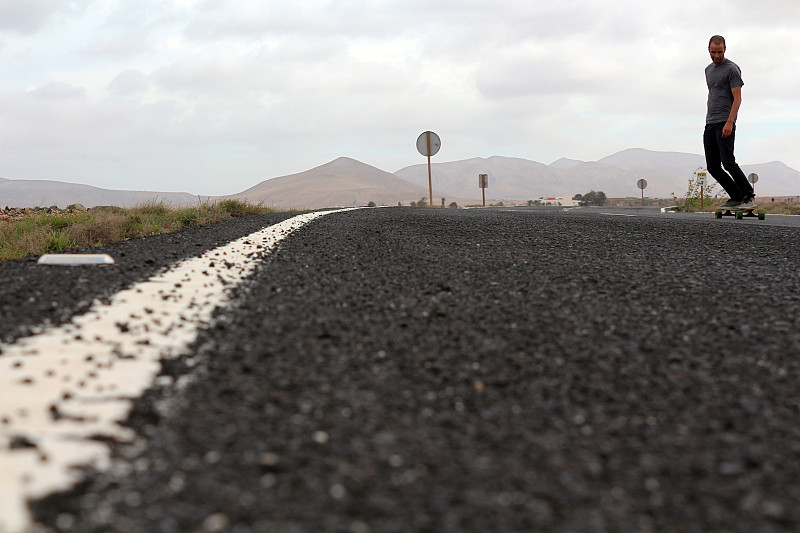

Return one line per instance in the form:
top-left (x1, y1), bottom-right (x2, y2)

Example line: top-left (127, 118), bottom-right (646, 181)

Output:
top-left (535, 197), bottom-right (580, 206)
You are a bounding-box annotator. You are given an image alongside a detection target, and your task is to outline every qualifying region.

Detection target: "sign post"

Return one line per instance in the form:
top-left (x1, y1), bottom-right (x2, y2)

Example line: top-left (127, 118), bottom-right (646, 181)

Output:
top-left (696, 171), bottom-right (707, 209)
top-left (637, 179), bottom-right (647, 206)
top-left (478, 174), bottom-right (488, 207)
top-left (748, 173), bottom-right (759, 194)
top-left (416, 131), bottom-right (441, 207)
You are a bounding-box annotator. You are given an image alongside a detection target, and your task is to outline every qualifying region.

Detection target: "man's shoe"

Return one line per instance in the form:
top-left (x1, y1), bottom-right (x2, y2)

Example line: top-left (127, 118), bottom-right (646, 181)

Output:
top-left (738, 196), bottom-right (757, 209)
top-left (720, 198), bottom-right (741, 208)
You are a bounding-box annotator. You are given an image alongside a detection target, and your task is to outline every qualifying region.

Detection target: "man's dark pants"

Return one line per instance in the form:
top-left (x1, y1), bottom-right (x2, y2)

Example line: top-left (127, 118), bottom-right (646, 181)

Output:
top-left (703, 122), bottom-right (754, 201)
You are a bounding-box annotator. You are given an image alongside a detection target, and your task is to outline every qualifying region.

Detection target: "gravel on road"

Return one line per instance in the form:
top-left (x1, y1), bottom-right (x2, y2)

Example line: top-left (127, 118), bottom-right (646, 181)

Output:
top-left (15, 207), bottom-right (800, 532)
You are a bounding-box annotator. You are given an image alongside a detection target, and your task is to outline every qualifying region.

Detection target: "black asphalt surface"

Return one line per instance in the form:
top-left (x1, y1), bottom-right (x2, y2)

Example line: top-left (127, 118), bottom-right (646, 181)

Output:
top-left (7, 207), bottom-right (800, 532)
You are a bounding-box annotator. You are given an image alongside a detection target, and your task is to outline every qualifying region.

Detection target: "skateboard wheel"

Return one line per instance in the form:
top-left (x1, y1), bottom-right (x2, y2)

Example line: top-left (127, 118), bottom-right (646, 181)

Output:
top-left (715, 210), bottom-right (722, 219)
top-left (735, 211), bottom-right (743, 220)
top-left (758, 212), bottom-right (766, 220)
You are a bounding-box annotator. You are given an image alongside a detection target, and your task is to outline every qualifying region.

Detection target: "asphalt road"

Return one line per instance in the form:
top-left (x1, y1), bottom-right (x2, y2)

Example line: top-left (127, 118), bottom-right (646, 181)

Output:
top-left (4, 207), bottom-right (800, 532)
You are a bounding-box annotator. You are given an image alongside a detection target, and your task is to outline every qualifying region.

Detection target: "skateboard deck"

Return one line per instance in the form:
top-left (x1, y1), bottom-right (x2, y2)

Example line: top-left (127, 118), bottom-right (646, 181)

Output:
top-left (715, 206), bottom-right (765, 220)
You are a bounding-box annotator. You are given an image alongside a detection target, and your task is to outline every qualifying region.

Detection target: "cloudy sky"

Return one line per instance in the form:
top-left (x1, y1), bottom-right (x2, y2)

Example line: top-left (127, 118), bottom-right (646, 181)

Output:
top-left (1, 0), bottom-right (798, 195)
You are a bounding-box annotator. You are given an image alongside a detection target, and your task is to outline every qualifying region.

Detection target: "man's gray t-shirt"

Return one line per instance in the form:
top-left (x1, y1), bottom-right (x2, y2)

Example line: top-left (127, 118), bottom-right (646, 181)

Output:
top-left (706, 59), bottom-right (744, 124)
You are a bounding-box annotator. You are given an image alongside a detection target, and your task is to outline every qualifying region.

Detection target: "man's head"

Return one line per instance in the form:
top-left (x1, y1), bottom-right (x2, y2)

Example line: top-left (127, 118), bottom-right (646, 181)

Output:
top-left (708, 35), bottom-right (726, 66)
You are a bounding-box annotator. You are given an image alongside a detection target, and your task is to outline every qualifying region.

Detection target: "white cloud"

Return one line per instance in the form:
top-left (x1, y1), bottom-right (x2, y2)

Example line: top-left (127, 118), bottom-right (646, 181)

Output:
top-left (0, 0), bottom-right (90, 34)
top-left (108, 69), bottom-right (150, 96)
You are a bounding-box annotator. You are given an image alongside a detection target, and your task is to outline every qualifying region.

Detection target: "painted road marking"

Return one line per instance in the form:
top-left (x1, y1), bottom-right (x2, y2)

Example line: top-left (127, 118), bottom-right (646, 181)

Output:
top-left (0, 209), bottom-right (353, 533)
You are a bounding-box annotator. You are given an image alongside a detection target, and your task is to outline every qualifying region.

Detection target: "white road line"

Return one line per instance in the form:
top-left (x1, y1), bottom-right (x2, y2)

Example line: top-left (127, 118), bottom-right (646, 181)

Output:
top-left (0, 209), bottom-right (353, 533)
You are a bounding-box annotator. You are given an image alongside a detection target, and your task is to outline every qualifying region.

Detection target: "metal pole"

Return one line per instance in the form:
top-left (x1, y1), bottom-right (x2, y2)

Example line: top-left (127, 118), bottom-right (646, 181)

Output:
top-left (701, 185), bottom-right (704, 209)
top-left (482, 187), bottom-right (485, 207)
top-left (426, 132), bottom-right (433, 208)
top-left (641, 188), bottom-right (644, 206)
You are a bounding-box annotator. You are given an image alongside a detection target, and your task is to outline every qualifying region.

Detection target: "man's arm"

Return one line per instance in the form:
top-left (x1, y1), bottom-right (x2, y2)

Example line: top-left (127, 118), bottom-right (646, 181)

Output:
top-left (722, 85), bottom-right (742, 138)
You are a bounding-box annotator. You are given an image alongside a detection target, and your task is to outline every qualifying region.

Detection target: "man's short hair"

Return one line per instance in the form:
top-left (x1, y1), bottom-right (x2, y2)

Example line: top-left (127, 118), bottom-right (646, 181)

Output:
top-left (709, 35), bottom-right (726, 48)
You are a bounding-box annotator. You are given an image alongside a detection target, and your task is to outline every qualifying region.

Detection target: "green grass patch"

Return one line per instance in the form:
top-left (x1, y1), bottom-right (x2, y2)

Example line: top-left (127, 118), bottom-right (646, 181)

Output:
top-left (0, 200), bottom-right (278, 261)
top-left (45, 230), bottom-right (76, 253)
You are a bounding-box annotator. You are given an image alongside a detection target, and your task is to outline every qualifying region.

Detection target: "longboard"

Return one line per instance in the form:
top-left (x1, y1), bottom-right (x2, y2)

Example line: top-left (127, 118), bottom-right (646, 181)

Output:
top-left (715, 206), bottom-right (765, 220)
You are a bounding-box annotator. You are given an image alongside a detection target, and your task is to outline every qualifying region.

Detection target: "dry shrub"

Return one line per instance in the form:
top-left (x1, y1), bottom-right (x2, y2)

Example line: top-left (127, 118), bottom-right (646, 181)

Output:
top-left (219, 199), bottom-right (264, 217)
top-left (66, 212), bottom-right (126, 246)
top-left (762, 201), bottom-right (800, 215)
top-left (14, 226), bottom-right (50, 257)
top-left (135, 200), bottom-right (172, 218)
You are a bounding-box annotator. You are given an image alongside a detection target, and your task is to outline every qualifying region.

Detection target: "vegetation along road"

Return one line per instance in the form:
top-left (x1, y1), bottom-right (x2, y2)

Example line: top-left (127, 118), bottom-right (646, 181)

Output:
top-left (2, 206), bottom-right (800, 533)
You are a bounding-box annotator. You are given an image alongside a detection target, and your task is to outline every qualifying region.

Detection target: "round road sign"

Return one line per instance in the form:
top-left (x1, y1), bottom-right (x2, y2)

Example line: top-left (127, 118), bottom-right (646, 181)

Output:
top-left (748, 173), bottom-right (759, 184)
top-left (416, 131), bottom-right (441, 157)
top-left (637, 179), bottom-right (648, 190)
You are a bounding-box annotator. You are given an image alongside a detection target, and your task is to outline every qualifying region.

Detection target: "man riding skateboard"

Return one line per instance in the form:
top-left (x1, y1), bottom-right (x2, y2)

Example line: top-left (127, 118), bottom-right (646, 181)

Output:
top-left (703, 35), bottom-right (756, 209)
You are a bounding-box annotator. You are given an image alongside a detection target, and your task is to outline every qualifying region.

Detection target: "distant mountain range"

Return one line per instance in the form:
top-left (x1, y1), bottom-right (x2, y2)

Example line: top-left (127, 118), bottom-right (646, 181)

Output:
top-left (0, 177), bottom-right (199, 208)
top-left (2, 149), bottom-right (798, 209)
top-left (395, 149), bottom-right (800, 200)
